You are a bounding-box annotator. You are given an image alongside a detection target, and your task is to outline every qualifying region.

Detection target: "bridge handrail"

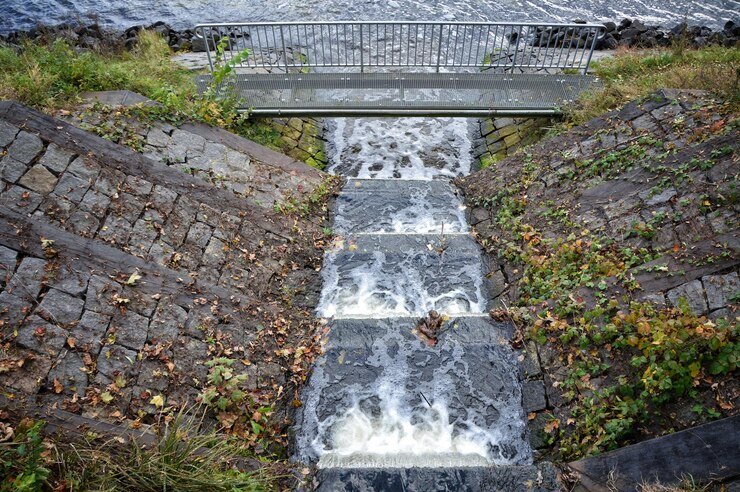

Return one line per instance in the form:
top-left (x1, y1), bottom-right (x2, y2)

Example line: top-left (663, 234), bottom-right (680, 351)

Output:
top-left (194, 21), bottom-right (606, 75)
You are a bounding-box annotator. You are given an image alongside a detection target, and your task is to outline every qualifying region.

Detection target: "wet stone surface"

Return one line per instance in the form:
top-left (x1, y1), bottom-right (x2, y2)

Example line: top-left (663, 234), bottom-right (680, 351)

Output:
top-left (334, 179), bottom-right (469, 235)
top-left (314, 463), bottom-right (559, 492)
top-left (317, 234), bottom-right (489, 318)
top-left (295, 317), bottom-right (531, 467)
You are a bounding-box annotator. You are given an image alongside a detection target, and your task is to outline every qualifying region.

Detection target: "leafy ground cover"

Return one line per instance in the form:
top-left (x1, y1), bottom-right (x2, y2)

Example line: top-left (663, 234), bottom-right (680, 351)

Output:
top-left (0, 31), bottom-right (298, 162)
top-left (460, 47), bottom-right (739, 463)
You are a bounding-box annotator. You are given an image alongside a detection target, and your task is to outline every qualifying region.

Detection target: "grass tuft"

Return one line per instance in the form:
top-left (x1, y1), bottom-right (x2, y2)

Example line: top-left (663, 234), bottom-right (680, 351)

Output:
top-left (564, 46), bottom-right (740, 126)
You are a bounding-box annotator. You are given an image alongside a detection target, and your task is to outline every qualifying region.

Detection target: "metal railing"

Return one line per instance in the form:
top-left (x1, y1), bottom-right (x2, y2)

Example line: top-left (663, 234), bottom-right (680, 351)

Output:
top-left (194, 21), bottom-right (605, 75)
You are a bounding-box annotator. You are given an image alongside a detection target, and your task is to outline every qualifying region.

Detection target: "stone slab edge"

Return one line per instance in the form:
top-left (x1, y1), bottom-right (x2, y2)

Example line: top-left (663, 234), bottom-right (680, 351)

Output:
top-left (0, 100), bottom-right (289, 238)
top-left (568, 415), bottom-right (740, 491)
top-left (79, 90), bottom-right (324, 178)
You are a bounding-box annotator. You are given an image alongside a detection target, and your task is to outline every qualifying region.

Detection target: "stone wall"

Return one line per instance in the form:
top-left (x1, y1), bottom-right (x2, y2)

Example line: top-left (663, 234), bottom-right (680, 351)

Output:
top-left (0, 102), bottom-right (334, 450)
top-left (472, 117), bottom-right (552, 169)
top-left (460, 89), bottom-right (739, 458)
top-left (267, 116), bottom-right (329, 170)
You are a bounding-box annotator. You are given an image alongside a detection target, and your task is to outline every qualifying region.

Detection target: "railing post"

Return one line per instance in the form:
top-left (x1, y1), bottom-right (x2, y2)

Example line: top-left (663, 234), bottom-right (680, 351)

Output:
top-left (511, 25), bottom-right (523, 72)
top-left (279, 25), bottom-right (289, 73)
top-left (200, 27), bottom-right (215, 73)
top-left (359, 24), bottom-right (364, 73)
top-left (583, 26), bottom-right (603, 75)
top-left (435, 24), bottom-right (443, 73)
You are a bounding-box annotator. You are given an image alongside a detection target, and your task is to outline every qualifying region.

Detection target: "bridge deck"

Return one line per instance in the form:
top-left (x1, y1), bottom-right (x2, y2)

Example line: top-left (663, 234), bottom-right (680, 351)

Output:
top-left (196, 72), bottom-right (597, 116)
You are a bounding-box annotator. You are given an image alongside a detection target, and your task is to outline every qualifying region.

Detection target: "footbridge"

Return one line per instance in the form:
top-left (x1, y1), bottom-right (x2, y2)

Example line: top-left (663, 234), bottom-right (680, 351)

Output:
top-left (194, 21), bottom-right (605, 116)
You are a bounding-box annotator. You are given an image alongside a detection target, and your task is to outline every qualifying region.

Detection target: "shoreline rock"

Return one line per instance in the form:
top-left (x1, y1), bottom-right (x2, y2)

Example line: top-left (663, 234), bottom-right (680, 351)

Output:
top-left (0, 18), bottom-right (737, 54)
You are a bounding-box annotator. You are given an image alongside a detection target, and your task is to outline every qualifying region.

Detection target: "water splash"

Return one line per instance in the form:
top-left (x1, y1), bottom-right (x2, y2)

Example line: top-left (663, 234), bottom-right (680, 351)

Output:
top-left (316, 248), bottom-right (488, 318)
top-left (295, 319), bottom-right (532, 467)
top-left (334, 179), bottom-right (469, 235)
top-left (326, 117), bottom-right (473, 180)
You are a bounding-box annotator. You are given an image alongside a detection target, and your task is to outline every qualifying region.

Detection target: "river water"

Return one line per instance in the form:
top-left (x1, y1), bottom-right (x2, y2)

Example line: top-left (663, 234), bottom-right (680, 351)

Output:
top-left (1, 0), bottom-right (737, 34)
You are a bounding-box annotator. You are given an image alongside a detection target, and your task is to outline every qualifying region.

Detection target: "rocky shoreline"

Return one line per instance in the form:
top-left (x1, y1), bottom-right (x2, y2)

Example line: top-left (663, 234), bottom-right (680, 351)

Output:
top-left (0, 18), bottom-right (738, 53)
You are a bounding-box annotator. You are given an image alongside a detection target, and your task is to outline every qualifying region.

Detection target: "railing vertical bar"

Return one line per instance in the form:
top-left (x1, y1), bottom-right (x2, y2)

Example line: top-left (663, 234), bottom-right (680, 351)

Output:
top-left (279, 25), bottom-right (289, 72)
top-left (543, 26), bottom-right (554, 71)
top-left (481, 26), bottom-right (490, 68)
top-left (359, 23), bottom-right (364, 72)
top-left (511, 25), bottom-right (522, 72)
top-left (584, 27), bottom-right (599, 73)
top-left (435, 24), bottom-right (443, 72)
top-left (555, 24), bottom-right (567, 70)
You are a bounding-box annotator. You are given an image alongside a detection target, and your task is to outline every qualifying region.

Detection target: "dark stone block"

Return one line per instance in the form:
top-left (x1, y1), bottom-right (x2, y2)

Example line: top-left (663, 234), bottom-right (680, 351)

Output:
top-left (314, 463), bottom-right (560, 492)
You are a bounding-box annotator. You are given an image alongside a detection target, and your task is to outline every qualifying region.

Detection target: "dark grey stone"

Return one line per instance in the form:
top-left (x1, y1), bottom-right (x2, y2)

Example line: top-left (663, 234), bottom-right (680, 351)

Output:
top-left (703, 272), bottom-right (739, 312)
top-left (53, 173), bottom-right (90, 203)
top-left (15, 315), bottom-right (67, 357)
top-left (6, 131), bottom-right (44, 164)
top-left (109, 310), bottom-right (149, 350)
top-left (98, 214), bottom-right (132, 245)
top-left (67, 209), bottom-right (100, 237)
top-left (78, 188), bottom-right (111, 217)
top-left (6, 257), bottom-right (47, 301)
top-left (0, 291), bottom-right (33, 328)
top-left (37, 289), bottom-right (84, 325)
top-left (124, 175), bottom-right (153, 196)
top-left (521, 380), bottom-right (547, 413)
top-left (49, 264), bottom-right (89, 296)
top-left (151, 185), bottom-right (178, 214)
top-left (72, 310), bottom-right (110, 347)
top-left (0, 245), bottom-right (18, 283)
top-left (0, 121), bottom-right (20, 148)
top-left (149, 302), bottom-right (187, 341)
top-left (0, 185), bottom-right (43, 213)
top-left (47, 350), bottom-right (88, 396)
top-left (66, 156), bottom-right (100, 182)
top-left (84, 275), bottom-right (122, 316)
top-left (0, 156), bottom-right (29, 183)
top-left (38, 143), bottom-right (75, 174)
top-left (172, 336), bottom-right (209, 385)
top-left (97, 345), bottom-right (138, 379)
top-left (201, 236), bottom-right (226, 266)
top-left (185, 222), bottom-right (212, 248)
top-left (666, 279), bottom-right (708, 315)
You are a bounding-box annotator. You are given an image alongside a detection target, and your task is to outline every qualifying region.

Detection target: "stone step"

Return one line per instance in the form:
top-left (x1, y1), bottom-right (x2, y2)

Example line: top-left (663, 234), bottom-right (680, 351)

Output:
top-left (313, 463), bottom-right (560, 492)
top-left (294, 317), bottom-right (530, 467)
top-left (74, 90), bottom-right (326, 209)
top-left (317, 234), bottom-right (491, 318)
top-left (334, 179), bottom-right (469, 235)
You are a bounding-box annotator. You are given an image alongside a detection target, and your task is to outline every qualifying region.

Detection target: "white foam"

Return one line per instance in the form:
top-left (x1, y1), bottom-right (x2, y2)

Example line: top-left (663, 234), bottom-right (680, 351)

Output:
top-left (316, 250), bottom-right (488, 318)
top-left (297, 327), bottom-right (533, 467)
top-left (326, 117), bottom-right (473, 180)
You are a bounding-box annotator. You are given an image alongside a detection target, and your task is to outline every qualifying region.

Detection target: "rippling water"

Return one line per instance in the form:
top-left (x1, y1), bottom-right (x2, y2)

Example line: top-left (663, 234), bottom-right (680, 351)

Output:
top-left (1, 0), bottom-right (738, 34)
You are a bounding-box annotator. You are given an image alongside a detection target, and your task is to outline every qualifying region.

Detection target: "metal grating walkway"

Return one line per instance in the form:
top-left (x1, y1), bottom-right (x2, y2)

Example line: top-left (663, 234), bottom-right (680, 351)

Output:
top-left (196, 72), bottom-right (597, 116)
top-left (193, 21), bottom-right (605, 116)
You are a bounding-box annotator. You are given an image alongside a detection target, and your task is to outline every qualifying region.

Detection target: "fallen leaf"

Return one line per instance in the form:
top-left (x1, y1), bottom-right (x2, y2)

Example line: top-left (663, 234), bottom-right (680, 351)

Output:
top-left (149, 394), bottom-right (164, 408)
top-left (53, 379), bottom-right (63, 394)
top-left (125, 271), bottom-right (143, 286)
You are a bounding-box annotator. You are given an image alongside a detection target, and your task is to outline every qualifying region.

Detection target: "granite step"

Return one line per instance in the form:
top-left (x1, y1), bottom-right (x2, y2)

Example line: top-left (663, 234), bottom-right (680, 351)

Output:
top-left (317, 234), bottom-right (492, 318)
top-left (313, 463), bottom-right (561, 492)
top-left (294, 317), bottom-right (530, 467)
top-left (334, 179), bottom-right (469, 235)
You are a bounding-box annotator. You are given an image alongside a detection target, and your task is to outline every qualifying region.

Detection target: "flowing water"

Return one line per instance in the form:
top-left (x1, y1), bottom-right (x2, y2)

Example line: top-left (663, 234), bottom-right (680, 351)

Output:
top-left (295, 110), bottom-right (532, 467)
top-left (1, 0), bottom-right (736, 34)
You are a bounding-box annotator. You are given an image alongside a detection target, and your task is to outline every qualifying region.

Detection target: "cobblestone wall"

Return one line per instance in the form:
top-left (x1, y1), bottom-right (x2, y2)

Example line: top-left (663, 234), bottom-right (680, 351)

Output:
top-left (0, 103), bottom-right (331, 436)
top-left (472, 117), bottom-right (552, 169)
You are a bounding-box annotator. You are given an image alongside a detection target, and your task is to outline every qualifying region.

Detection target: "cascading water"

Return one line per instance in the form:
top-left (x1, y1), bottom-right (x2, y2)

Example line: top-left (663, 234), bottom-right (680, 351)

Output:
top-left (295, 112), bottom-right (533, 469)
